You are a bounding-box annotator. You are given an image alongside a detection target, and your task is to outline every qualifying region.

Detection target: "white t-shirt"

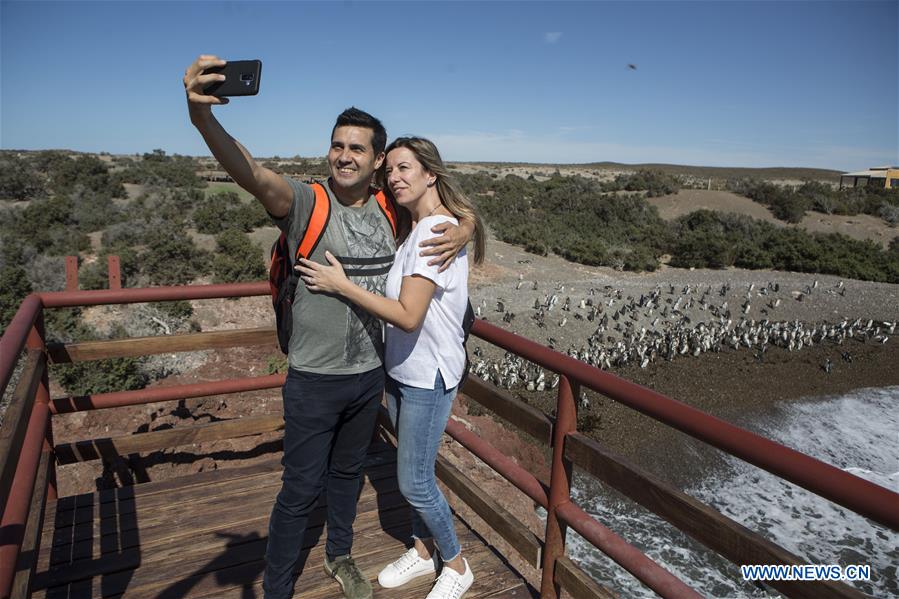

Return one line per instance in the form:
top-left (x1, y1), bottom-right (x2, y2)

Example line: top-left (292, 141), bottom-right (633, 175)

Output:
top-left (384, 215), bottom-right (468, 389)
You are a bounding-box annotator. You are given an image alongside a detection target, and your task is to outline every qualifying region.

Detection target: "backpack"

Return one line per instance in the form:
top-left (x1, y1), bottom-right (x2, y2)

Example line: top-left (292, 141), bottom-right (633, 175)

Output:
top-left (269, 182), bottom-right (398, 354)
top-left (459, 300), bottom-right (476, 389)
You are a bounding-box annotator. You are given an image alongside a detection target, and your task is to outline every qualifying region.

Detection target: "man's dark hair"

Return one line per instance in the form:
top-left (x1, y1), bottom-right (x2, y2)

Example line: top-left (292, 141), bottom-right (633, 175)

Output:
top-left (332, 107), bottom-right (387, 155)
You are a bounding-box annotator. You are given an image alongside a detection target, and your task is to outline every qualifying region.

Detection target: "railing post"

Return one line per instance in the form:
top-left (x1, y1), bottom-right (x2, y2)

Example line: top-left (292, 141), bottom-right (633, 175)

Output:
top-left (65, 256), bottom-right (78, 291)
top-left (107, 254), bottom-right (122, 290)
top-left (26, 309), bottom-right (55, 500)
top-left (540, 375), bottom-right (578, 598)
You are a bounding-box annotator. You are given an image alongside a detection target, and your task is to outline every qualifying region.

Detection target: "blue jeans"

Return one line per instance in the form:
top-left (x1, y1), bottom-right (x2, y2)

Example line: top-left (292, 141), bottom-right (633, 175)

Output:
top-left (386, 371), bottom-right (461, 561)
top-left (263, 367), bottom-right (384, 599)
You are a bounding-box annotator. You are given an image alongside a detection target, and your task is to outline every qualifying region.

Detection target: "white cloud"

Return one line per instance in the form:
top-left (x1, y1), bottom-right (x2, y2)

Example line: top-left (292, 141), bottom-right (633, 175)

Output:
top-left (544, 32), bottom-right (562, 44)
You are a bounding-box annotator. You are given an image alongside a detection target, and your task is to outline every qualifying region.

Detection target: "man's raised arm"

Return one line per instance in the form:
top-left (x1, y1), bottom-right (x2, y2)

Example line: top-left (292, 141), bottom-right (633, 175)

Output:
top-left (183, 55), bottom-right (292, 218)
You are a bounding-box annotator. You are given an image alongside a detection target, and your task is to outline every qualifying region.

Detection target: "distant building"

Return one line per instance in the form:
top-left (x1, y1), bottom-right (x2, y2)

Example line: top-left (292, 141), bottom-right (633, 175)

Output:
top-left (198, 170), bottom-right (234, 182)
top-left (839, 166), bottom-right (899, 189)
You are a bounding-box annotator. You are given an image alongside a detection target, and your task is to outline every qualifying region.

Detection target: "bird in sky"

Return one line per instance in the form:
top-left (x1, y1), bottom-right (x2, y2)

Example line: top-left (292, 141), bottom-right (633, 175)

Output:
top-left (627, 64), bottom-right (637, 70)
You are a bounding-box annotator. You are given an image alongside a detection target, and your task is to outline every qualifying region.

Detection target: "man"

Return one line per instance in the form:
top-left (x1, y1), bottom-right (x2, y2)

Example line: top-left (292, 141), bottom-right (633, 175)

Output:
top-left (183, 55), bottom-right (472, 599)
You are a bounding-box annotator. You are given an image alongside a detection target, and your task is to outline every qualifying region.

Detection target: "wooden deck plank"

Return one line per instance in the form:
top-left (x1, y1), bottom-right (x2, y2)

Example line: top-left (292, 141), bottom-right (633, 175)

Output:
top-left (41, 459), bottom-right (398, 554)
top-left (38, 486), bottom-right (408, 586)
top-left (185, 511), bottom-right (532, 599)
top-left (37, 498), bottom-right (410, 597)
top-left (33, 442), bottom-right (531, 599)
top-left (41, 444), bottom-right (396, 541)
top-left (38, 464), bottom-right (400, 571)
top-left (44, 441), bottom-right (396, 524)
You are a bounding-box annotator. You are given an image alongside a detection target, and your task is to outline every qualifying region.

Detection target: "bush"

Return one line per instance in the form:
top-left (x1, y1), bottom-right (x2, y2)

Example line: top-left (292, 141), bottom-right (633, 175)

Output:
top-left (604, 170), bottom-right (681, 197)
top-left (141, 228), bottom-right (210, 286)
top-left (0, 152), bottom-right (47, 201)
top-left (193, 191), bottom-right (268, 234)
top-left (44, 314), bottom-right (148, 397)
top-left (467, 173), bottom-right (668, 272)
top-left (102, 221), bottom-right (148, 248)
top-left (78, 260), bottom-right (108, 291)
top-left (5, 194), bottom-right (93, 255)
top-left (71, 188), bottom-right (123, 233)
top-left (117, 150), bottom-right (205, 188)
top-left (212, 230), bottom-right (266, 283)
top-left (26, 254), bottom-right (66, 292)
top-left (878, 202), bottom-right (899, 226)
top-left (729, 178), bottom-right (899, 225)
top-left (666, 210), bottom-right (899, 283)
top-left (54, 356), bottom-right (148, 396)
top-left (0, 245), bottom-right (33, 336)
top-left (156, 300), bottom-right (194, 320)
top-left (135, 188), bottom-right (204, 231)
top-left (769, 193), bottom-right (810, 223)
top-left (46, 154), bottom-right (125, 198)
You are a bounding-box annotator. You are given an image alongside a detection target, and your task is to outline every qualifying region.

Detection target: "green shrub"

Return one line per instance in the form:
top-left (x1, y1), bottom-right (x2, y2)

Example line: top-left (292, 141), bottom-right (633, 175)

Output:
top-left (0, 152), bottom-right (47, 201)
top-left (117, 149), bottom-right (205, 188)
top-left (729, 178), bottom-right (899, 225)
top-left (54, 356), bottom-right (148, 396)
top-left (141, 227), bottom-right (210, 286)
top-left (46, 154), bottom-right (125, 198)
top-left (666, 210), bottom-right (899, 283)
top-left (212, 229), bottom-right (265, 283)
top-left (192, 191), bottom-right (266, 234)
top-left (156, 300), bottom-right (194, 320)
top-left (71, 189), bottom-right (123, 233)
top-left (0, 245), bottom-right (33, 336)
top-left (603, 169), bottom-right (681, 197)
top-left (102, 222), bottom-right (147, 248)
top-left (467, 173), bottom-right (668, 272)
top-left (40, 309), bottom-right (147, 396)
top-left (266, 354), bottom-right (288, 374)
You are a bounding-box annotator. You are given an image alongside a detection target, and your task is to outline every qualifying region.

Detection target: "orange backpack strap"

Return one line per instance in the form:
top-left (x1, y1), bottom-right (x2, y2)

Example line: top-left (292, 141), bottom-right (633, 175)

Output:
top-left (296, 182), bottom-right (331, 260)
top-left (374, 190), bottom-right (398, 239)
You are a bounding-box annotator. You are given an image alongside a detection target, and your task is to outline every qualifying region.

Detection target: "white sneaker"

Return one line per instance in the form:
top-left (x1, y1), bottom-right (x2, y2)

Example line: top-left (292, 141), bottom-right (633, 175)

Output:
top-left (377, 547), bottom-right (437, 588)
top-left (426, 559), bottom-right (473, 599)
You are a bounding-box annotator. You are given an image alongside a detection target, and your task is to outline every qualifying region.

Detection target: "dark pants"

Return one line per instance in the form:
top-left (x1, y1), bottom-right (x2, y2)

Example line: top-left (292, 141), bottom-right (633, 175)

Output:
top-left (262, 366), bottom-right (384, 599)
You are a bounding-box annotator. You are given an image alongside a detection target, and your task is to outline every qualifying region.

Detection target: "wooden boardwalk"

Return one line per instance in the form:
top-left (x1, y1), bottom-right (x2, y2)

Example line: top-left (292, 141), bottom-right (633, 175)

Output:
top-left (30, 441), bottom-right (534, 598)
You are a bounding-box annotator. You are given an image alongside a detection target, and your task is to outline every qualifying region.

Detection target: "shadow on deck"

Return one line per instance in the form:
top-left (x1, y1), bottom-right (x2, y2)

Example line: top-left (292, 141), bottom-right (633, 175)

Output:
top-left (31, 437), bottom-right (533, 598)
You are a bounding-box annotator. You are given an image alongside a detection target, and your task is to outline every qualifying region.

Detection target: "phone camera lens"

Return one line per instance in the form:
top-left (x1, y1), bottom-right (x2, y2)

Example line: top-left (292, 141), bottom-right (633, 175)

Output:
top-left (240, 73), bottom-right (254, 82)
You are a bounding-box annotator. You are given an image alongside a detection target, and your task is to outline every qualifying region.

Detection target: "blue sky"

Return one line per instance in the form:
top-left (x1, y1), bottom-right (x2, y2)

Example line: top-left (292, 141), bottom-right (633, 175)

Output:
top-left (1, 0), bottom-right (896, 170)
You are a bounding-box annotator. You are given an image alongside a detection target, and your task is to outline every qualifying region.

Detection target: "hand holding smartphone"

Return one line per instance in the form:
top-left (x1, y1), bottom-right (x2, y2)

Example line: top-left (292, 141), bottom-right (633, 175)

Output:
top-left (202, 60), bottom-right (262, 97)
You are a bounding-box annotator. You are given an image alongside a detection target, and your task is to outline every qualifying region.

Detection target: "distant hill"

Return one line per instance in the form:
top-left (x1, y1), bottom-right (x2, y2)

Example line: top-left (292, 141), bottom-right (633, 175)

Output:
top-left (455, 161), bottom-right (843, 183)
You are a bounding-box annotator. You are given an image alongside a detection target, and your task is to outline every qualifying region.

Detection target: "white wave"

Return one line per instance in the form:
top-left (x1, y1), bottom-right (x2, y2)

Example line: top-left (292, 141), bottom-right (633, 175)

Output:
top-left (565, 386), bottom-right (899, 598)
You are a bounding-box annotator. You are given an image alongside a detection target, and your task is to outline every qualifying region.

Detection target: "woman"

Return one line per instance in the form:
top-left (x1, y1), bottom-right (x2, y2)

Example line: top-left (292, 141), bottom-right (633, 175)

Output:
top-left (297, 136), bottom-right (485, 599)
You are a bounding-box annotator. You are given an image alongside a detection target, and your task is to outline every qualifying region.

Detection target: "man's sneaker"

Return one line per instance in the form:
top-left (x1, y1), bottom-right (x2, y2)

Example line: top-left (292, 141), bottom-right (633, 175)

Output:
top-left (323, 555), bottom-right (372, 599)
top-left (377, 546), bottom-right (438, 588)
top-left (426, 558), bottom-right (473, 599)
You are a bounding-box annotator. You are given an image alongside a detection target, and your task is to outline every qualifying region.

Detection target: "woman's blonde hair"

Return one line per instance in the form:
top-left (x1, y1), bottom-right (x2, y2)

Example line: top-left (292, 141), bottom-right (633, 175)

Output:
top-left (381, 136), bottom-right (485, 264)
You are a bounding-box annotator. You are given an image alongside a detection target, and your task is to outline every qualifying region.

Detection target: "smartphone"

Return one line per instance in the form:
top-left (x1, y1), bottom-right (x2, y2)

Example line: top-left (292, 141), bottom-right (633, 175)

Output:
top-left (203, 60), bottom-right (262, 97)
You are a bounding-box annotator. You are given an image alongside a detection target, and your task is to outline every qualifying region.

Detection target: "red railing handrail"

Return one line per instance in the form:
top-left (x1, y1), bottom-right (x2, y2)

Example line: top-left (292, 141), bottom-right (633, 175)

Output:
top-left (0, 294), bottom-right (41, 400)
top-left (444, 418), bottom-right (700, 597)
top-left (0, 401), bottom-right (49, 597)
top-left (49, 374), bottom-right (284, 414)
top-left (555, 501), bottom-right (703, 599)
top-left (470, 318), bottom-right (899, 531)
top-left (37, 281), bottom-right (269, 308)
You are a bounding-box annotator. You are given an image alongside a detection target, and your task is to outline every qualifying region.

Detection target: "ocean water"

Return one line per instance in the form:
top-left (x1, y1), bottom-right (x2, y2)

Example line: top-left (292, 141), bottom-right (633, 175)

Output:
top-left (566, 386), bottom-right (899, 598)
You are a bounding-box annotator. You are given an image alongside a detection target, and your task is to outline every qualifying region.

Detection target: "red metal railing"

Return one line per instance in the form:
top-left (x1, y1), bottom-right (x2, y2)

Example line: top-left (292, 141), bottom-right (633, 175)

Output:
top-left (470, 319), bottom-right (899, 532)
top-left (1, 283), bottom-right (897, 599)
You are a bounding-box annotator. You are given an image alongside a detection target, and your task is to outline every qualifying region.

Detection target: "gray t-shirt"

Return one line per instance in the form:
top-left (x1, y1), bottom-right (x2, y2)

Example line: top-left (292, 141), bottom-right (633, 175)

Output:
top-left (272, 177), bottom-right (397, 374)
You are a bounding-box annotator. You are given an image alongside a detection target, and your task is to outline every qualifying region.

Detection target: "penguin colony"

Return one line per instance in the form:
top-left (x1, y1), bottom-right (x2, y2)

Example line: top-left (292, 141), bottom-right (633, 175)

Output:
top-left (468, 278), bottom-right (894, 392)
